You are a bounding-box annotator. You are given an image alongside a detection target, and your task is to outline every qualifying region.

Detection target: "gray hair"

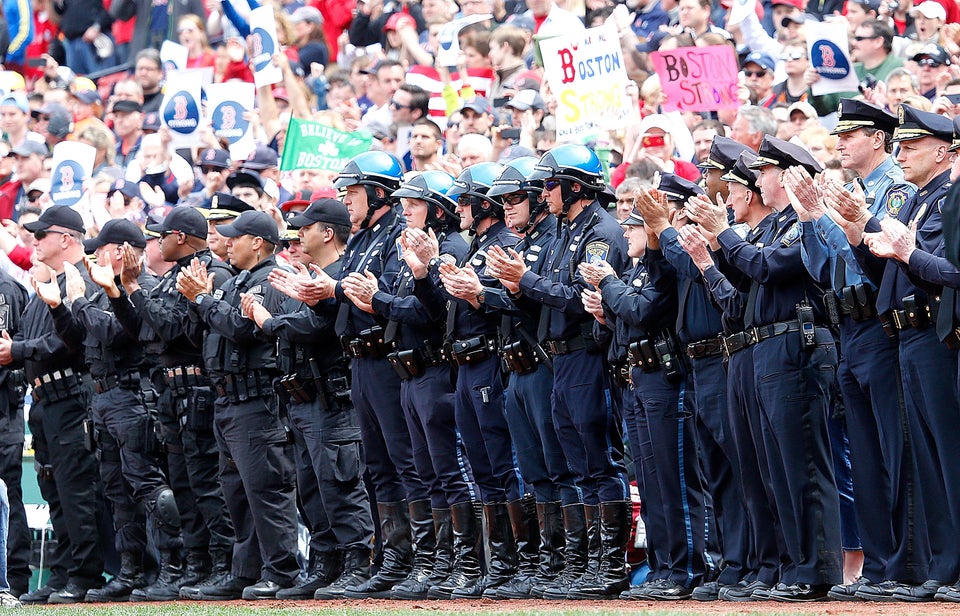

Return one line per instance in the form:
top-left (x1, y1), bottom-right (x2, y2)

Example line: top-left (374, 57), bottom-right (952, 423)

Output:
top-left (737, 105), bottom-right (778, 137)
top-left (617, 177), bottom-right (646, 195)
top-left (886, 67), bottom-right (920, 93)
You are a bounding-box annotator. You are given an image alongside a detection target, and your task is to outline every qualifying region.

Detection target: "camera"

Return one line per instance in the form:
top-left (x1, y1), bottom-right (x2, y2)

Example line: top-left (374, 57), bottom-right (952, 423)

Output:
top-left (858, 75), bottom-right (878, 93)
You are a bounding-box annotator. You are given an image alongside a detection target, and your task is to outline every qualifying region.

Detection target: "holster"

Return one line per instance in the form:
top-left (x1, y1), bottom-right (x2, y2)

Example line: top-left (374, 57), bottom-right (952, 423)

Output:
top-left (628, 339), bottom-right (660, 372)
top-left (500, 339), bottom-right (538, 375)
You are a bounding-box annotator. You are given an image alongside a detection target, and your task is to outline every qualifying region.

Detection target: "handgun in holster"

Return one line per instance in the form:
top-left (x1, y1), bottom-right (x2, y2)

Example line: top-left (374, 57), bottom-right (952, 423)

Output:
top-left (903, 295), bottom-right (928, 329)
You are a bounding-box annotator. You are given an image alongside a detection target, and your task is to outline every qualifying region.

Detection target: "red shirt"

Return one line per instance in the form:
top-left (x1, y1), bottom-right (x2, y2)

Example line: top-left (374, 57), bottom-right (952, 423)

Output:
top-left (610, 158), bottom-right (701, 188)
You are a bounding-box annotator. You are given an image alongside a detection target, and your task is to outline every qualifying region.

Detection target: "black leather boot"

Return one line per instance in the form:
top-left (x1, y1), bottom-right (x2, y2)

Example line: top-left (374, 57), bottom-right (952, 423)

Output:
top-left (567, 501), bottom-right (631, 599)
top-left (179, 548), bottom-right (247, 600)
top-left (177, 550), bottom-right (211, 589)
top-left (276, 550), bottom-right (343, 599)
top-left (389, 500), bottom-right (436, 600)
top-left (85, 552), bottom-right (145, 602)
top-left (540, 503), bottom-right (590, 599)
top-left (314, 549), bottom-right (371, 600)
top-left (492, 495), bottom-right (543, 599)
top-left (428, 501), bottom-right (482, 599)
top-left (141, 549), bottom-right (185, 601)
top-left (344, 501), bottom-right (413, 598)
top-left (454, 502), bottom-right (517, 598)
top-left (394, 507), bottom-right (453, 599)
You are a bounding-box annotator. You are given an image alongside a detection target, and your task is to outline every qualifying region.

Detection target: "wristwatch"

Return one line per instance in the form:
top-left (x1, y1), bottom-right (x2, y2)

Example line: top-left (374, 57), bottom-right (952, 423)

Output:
top-left (194, 293), bottom-right (209, 305)
top-left (476, 288), bottom-right (486, 304)
top-left (428, 257), bottom-right (441, 271)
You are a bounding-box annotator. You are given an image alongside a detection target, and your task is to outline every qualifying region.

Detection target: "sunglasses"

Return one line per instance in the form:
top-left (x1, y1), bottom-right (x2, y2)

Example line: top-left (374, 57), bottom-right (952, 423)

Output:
top-left (26, 192), bottom-right (41, 203)
top-left (502, 192), bottom-right (528, 205)
top-left (853, 34), bottom-right (880, 41)
top-left (389, 100), bottom-right (412, 110)
top-left (160, 230), bottom-right (182, 239)
top-left (200, 165), bottom-right (223, 174)
top-left (544, 179), bottom-right (562, 190)
top-left (781, 50), bottom-right (806, 60)
top-left (34, 229), bottom-right (69, 240)
top-left (918, 58), bottom-right (943, 67)
top-left (743, 69), bottom-right (767, 78)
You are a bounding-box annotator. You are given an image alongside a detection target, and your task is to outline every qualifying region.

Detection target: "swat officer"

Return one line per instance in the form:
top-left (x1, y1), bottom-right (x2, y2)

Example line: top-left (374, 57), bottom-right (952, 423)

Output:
top-left (0, 206), bottom-right (105, 604)
top-left (403, 162), bottom-right (523, 599)
top-left (784, 98), bottom-right (925, 601)
top-left (177, 210), bottom-right (300, 600)
top-left (249, 199), bottom-right (375, 600)
top-left (206, 193), bottom-right (256, 262)
top-left (111, 206), bottom-right (236, 601)
top-left (689, 136), bottom-right (841, 601)
top-left (57, 219), bottom-right (183, 603)
top-left (486, 144), bottom-right (629, 599)
top-left (839, 106), bottom-right (960, 601)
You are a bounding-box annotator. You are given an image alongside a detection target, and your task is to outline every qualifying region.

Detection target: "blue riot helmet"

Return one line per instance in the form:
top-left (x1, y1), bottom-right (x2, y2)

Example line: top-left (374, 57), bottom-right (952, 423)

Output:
top-left (392, 170), bottom-right (461, 233)
top-left (448, 162), bottom-right (506, 234)
top-left (487, 156), bottom-right (546, 234)
top-left (529, 144), bottom-right (607, 217)
top-left (334, 151), bottom-right (404, 229)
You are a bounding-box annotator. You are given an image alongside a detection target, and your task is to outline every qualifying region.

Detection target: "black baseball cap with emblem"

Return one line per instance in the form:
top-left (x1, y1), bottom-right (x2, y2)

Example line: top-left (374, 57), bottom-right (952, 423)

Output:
top-left (84, 218), bottom-right (146, 253)
top-left (207, 193), bottom-right (256, 221)
top-left (23, 205), bottom-right (85, 234)
top-left (226, 169), bottom-right (266, 194)
top-left (832, 99), bottom-right (897, 136)
top-left (721, 151), bottom-right (762, 194)
top-left (216, 210), bottom-right (280, 245)
top-left (894, 104), bottom-right (954, 143)
top-left (698, 136), bottom-right (753, 172)
top-left (199, 148), bottom-right (231, 169)
top-left (288, 198), bottom-right (351, 228)
top-left (657, 173), bottom-right (706, 203)
top-left (147, 206), bottom-right (209, 239)
top-left (748, 135), bottom-right (823, 177)
top-left (911, 43), bottom-right (952, 66)
top-left (242, 145), bottom-right (279, 171)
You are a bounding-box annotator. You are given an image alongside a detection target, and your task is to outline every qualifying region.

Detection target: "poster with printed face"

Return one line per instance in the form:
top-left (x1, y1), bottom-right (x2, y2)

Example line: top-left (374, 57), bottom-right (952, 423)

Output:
top-left (249, 6), bottom-right (284, 88)
top-left (159, 70), bottom-right (203, 147)
top-left (807, 21), bottom-right (860, 95)
top-left (205, 82), bottom-right (256, 162)
top-left (540, 24), bottom-right (636, 143)
top-left (650, 45), bottom-right (742, 112)
top-left (50, 141), bottom-right (96, 207)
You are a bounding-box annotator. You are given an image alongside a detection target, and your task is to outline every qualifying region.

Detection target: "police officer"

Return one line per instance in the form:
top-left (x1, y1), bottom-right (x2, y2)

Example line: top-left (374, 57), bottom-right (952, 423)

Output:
top-left (841, 106), bottom-right (960, 601)
top-left (59, 219), bottom-right (183, 603)
top-left (0, 206), bottom-right (105, 603)
top-left (403, 162), bottom-right (523, 599)
top-left (112, 207), bottom-right (236, 601)
top-left (206, 193), bottom-right (256, 262)
top-left (282, 152), bottom-right (428, 599)
top-left (698, 135), bottom-right (753, 205)
top-left (485, 158), bottom-right (575, 599)
top-left (248, 199), bottom-right (376, 600)
top-left (349, 171), bottom-right (475, 600)
top-left (690, 136), bottom-right (841, 601)
top-left (487, 145), bottom-right (629, 599)
top-left (785, 99), bottom-right (925, 601)
top-left (178, 210), bottom-right (300, 600)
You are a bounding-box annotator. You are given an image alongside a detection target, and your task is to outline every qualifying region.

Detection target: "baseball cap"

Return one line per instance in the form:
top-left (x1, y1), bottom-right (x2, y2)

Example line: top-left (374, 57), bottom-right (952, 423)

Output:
top-left (36, 102), bottom-right (74, 139)
top-left (113, 100), bottom-right (143, 113)
top-left (461, 96), bottom-right (492, 115)
top-left (215, 210), bottom-right (280, 245)
top-left (505, 89), bottom-right (545, 112)
top-left (771, 0), bottom-right (803, 8)
top-left (279, 189), bottom-right (314, 212)
top-left (84, 218), bottom-right (146, 253)
top-left (242, 144), bottom-right (279, 170)
top-left (199, 148), bottom-right (231, 169)
top-left (146, 205), bottom-right (208, 239)
top-left (226, 169), bottom-right (266, 193)
top-left (912, 43), bottom-right (952, 65)
top-left (911, 1), bottom-right (947, 19)
top-left (72, 90), bottom-right (102, 105)
top-left (23, 205), bottom-right (85, 234)
top-left (288, 198), bottom-right (351, 228)
top-left (142, 112), bottom-right (162, 132)
top-left (10, 141), bottom-right (48, 158)
top-left (743, 51), bottom-right (776, 72)
top-left (0, 92), bottom-right (28, 114)
top-left (107, 178), bottom-right (143, 201)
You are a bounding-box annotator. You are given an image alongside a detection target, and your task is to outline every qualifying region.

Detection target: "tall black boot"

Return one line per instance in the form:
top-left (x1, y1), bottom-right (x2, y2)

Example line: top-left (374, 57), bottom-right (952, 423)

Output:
top-left (85, 552), bottom-right (145, 602)
top-left (393, 507), bottom-right (453, 599)
top-left (389, 500), bottom-right (437, 600)
top-left (453, 502), bottom-right (517, 598)
top-left (344, 501), bottom-right (413, 598)
top-left (276, 550), bottom-right (343, 599)
top-left (428, 501), bottom-right (482, 599)
top-left (177, 550), bottom-right (211, 590)
top-left (540, 503), bottom-right (590, 600)
top-left (487, 495), bottom-right (540, 599)
top-left (314, 549), bottom-right (371, 600)
top-left (524, 501), bottom-right (566, 598)
top-left (567, 501), bottom-right (631, 599)
top-left (179, 548), bottom-right (252, 601)
top-left (142, 549), bottom-right (185, 601)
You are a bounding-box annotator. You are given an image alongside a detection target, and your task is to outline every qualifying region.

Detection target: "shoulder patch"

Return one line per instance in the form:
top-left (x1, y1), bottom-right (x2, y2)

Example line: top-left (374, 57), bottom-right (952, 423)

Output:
top-left (885, 188), bottom-right (908, 218)
top-left (780, 222), bottom-right (801, 247)
top-left (584, 241), bottom-right (610, 264)
top-left (396, 238), bottom-right (404, 261)
top-left (213, 289), bottom-right (225, 300)
top-left (439, 253), bottom-right (457, 265)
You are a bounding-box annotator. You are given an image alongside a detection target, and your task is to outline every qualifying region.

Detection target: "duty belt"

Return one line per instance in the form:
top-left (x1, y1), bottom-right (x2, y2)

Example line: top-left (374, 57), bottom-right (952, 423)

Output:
top-left (340, 326), bottom-right (393, 360)
top-left (721, 331), bottom-right (756, 357)
top-left (449, 336), bottom-right (498, 366)
top-left (213, 373), bottom-right (275, 402)
top-left (543, 335), bottom-right (586, 356)
top-left (686, 338), bottom-right (724, 359)
top-left (163, 365), bottom-right (207, 392)
top-left (93, 371), bottom-right (144, 394)
top-left (387, 345), bottom-right (448, 380)
top-left (752, 319), bottom-right (801, 343)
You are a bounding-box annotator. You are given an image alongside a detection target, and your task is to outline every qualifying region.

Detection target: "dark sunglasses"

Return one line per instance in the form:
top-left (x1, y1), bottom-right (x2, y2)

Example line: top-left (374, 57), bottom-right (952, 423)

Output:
top-left (502, 192), bottom-right (528, 205)
top-left (160, 230), bottom-right (182, 239)
top-left (853, 34), bottom-right (881, 41)
top-left (918, 58), bottom-right (943, 67)
top-left (200, 165), bottom-right (223, 174)
top-left (34, 229), bottom-right (69, 240)
top-left (389, 100), bottom-right (412, 110)
top-left (544, 179), bottom-right (562, 190)
top-left (26, 192), bottom-right (41, 203)
top-left (743, 69), bottom-right (767, 78)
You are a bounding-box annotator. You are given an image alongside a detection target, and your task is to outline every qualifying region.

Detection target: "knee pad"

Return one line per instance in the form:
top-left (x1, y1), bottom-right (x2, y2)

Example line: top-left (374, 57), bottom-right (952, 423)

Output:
top-left (149, 487), bottom-right (181, 530)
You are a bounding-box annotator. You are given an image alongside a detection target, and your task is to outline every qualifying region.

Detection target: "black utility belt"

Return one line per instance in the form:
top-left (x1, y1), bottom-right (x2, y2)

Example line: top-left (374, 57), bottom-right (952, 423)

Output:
top-left (500, 339), bottom-right (544, 375)
top-left (277, 372), bottom-right (350, 409)
top-left (387, 346), bottom-right (448, 380)
top-left (163, 365), bottom-right (208, 393)
top-left (449, 335), bottom-right (498, 366)
top-left (93, 371), bottom-right (144, 394)
top-left (879, 294), bottom-right (939, 338)
top-left (608, 359), bottom-right (631, 389)
top-left (31, 368), bottom-right (84, 404)
top-left (752, 319), bottom-right (801, 343)
top-left (837, 284), bottom-right (878, 322)
top-left (628, 337), bottom-right (682, 381)
top-left (722, 331), bottom-right (756, 357)
top-left (686, 337), bottom-right (724, 360)
top-left (341, 326), bottom-right (394, 359)
top-left (543, 335), bottom-right (586, 357)
top-left (213, 373), bottom-right (275, 403)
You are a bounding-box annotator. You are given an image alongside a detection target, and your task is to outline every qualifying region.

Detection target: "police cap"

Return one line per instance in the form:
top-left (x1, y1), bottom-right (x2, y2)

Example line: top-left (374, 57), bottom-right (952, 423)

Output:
top-left (748, 135), bottom-right (823, 177)
top-left (832, 99), bottom-right (898, 135)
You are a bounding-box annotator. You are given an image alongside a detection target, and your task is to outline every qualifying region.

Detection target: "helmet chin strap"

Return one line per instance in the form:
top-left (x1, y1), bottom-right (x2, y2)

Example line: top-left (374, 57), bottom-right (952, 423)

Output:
top-left (518, 192), bottom-right (547, 234)
top-left (361, 185), bottom-right (387, 229)
top-left (558, 179), bottom-right (581, 219)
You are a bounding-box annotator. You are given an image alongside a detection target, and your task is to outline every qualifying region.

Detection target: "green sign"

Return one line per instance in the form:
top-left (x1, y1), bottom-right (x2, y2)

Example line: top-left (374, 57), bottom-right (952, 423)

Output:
top-left (280, 117), bottom-right (373, 172)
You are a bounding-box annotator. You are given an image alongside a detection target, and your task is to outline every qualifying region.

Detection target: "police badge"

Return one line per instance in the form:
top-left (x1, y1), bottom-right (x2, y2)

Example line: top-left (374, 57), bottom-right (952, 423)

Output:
top-left (584, 241), bottom-right (610, 264)
top-left (885, 187), bottom-right (908, 218)
top-left (780, 222), bottom-right (801, 247)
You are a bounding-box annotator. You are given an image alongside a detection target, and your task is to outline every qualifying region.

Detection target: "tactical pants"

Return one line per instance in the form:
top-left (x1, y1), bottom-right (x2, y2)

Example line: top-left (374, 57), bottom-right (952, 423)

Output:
top-left (287, 397), bottom-right (374, 552)
top-left (400, 364), bottom-right (475, 509)
top-left (551, 349), bottom-right (627, 505)
top-left (753, 328), bottom-right (841, 586)
top-left (28, 397), bottom-right (104, 586)
top-left (289, 419), bottom-right (336, 555)
top-left (157, 385), bottom-right (207, 554)
top-left (454, 354), bottom-right (521, 503)
top-left (352, 358), bottom-right (427, 504)
top-left (0, 384), bottom-right (29, 594)
top-left (213, 394), bottom-right (299, 585)
top-left (504, 364), bottom-right (578, 505)
top-left (91, 387), bottom-right (179, 550)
